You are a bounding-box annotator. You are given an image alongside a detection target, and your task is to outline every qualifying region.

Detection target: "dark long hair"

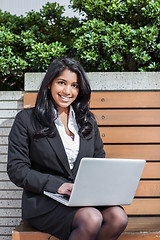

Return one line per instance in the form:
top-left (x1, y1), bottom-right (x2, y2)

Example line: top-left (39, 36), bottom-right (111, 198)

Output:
top-left (34, 57), bottom-right (93, 138)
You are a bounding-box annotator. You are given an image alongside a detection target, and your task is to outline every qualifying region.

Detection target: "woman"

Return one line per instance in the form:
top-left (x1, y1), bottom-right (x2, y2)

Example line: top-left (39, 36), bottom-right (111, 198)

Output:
top-left (7, 57), bottom-right (128, 240)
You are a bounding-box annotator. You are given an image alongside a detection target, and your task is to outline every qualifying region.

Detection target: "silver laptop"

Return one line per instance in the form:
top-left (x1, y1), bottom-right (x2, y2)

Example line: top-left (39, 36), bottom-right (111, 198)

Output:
top-left (44, 157), bottom-right (145, 207)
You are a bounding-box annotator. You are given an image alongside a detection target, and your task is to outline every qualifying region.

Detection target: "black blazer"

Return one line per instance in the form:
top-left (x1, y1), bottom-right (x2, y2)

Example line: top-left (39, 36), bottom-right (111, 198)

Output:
top-left (7, 108), bottom-right (105, 219)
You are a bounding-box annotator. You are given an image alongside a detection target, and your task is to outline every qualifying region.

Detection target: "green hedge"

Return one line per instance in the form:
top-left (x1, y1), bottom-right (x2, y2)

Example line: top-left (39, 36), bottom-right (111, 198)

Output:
top-left (0, 0), bottom-right (159, 90)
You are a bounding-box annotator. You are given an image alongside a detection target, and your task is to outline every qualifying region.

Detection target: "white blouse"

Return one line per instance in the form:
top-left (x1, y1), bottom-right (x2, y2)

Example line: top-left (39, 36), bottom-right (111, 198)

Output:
top-left (55, 106), bottom-right (80, 169)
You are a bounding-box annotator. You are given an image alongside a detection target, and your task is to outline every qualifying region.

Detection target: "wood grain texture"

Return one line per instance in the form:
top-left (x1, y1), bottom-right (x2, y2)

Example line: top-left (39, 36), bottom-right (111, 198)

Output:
top-left (99, 127), bottom-right (160, 143)
top-left (90, 92), bottom-right (160, 108)
top-left (119, 232), bottom-right (160, 240)
top-left (123, 199), bottom-right (160, 215)
top-left (135, 181), bottom-right (160, 197)
top-left (92, 109), bottom-right (160, 125)
top-left (12, 232), bottom-right (59, 240)
top-left (104, 145), bottom-right (160, 161)
top-left (23, 93), bottom-right (37, 109)
top-left (126, 217), bottom-right (160, 232)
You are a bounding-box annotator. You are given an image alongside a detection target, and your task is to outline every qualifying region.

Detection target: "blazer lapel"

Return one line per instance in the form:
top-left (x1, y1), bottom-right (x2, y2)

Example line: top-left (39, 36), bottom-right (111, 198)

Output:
top-left (46, 130), bottom-right (72, 176)
top-left (71, 136), bottom-right (91, 178)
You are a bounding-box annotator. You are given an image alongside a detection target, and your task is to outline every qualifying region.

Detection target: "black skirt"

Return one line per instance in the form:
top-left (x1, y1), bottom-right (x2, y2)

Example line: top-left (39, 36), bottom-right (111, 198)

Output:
top-left (27, 202), bottom-right (125, 240)
top-left (27, 202), bottom-right (81, 240)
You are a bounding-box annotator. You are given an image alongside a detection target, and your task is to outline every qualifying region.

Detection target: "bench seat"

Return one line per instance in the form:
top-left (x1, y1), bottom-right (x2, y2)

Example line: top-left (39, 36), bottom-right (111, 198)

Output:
top-left (12, 217), bottom-right (160, 240)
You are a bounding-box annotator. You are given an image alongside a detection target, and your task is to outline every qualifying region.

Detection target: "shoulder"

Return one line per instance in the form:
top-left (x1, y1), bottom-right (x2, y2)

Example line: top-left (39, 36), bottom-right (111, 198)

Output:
top-left (15, 108), bottom-right (35, 121)
top-left (12, 108), bottom-right (35, 132)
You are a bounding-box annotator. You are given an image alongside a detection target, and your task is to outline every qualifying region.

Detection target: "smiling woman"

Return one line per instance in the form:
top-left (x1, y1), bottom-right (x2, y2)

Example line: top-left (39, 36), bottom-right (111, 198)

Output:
top-left (7, 57), bottom-right (128, 240)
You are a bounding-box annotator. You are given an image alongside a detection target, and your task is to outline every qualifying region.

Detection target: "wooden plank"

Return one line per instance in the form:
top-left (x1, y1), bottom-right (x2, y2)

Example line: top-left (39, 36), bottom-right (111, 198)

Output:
top-left (104, 145), bottom-right (160, 161)
top-left (90, 92), bottom-right (160, 108)
top-left (12, 231), bottom-right (59, 240)
top-left (126, 216), bottom-right (160, 232)
top-left (93, 109), bottom-right (160, 125)
top-left (100, 127), bottom-right (160, 143)
top-left (135, 181), bottom-right (160, 197)
top-left (123, 199), bottom-right (160, 215)
top-left (18, 231), bottom-right (160, 240)
top-left (23, 93), bottom-right (37, 109)
top-left (141, 163), bottom-right (160, 179)
top-left (119, 232), bottom-right (160, 240)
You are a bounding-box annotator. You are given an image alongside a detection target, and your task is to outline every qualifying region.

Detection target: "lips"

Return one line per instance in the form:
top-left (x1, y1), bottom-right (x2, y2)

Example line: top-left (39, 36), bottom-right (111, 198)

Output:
top-left (59, 95), bottom-right (71, 101)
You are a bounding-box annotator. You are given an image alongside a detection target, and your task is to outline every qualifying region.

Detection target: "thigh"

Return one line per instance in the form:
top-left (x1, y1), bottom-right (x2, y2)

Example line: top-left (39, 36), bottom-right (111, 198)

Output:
top-left (27, 204), bottom-right (81, 240)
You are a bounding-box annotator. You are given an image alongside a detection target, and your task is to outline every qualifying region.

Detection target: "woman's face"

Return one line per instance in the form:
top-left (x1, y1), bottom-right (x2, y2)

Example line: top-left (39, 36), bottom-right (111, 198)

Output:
top-left (50, 69), bottom-right (79, 113)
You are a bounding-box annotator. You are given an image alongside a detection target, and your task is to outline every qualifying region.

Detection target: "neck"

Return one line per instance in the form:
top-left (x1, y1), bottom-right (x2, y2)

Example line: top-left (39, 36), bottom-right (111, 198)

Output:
top-left (58, 106), bottom-right (69, 116)
top-left (58, 107), bottom-right (69, 124)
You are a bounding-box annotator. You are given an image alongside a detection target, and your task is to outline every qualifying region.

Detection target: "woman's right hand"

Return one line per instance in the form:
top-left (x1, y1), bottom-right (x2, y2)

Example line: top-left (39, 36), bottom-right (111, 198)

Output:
top-left (57, 183), bottom-right (73, 196)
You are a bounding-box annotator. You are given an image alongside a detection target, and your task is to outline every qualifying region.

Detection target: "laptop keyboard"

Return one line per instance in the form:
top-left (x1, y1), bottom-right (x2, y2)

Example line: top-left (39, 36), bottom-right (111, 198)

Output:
top-left (57, 194), bottom-right (70, 201)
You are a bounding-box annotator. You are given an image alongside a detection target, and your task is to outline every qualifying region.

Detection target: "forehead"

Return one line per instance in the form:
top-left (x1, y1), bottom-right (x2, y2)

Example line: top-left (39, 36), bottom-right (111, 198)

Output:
top-left (56, 69), bottom-right (78, 82)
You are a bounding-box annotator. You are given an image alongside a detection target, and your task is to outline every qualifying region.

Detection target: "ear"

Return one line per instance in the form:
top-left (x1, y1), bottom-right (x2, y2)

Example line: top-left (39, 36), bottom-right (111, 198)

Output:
top-left (48, 84), bottom-right (51, 90)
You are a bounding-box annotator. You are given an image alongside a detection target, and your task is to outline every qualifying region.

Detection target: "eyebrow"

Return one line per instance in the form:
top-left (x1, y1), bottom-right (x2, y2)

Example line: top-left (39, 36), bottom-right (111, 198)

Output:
top-left (57, 78), bottom-right (66, 81)
top-left (57, 78), bottom-right (79, 84)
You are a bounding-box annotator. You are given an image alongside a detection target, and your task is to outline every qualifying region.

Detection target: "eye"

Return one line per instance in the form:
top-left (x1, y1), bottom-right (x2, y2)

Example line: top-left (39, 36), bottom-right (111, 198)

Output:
top-left (57, 81), bottom-right (65, 85)
top-left (72, 83), bottom-right (79, 88)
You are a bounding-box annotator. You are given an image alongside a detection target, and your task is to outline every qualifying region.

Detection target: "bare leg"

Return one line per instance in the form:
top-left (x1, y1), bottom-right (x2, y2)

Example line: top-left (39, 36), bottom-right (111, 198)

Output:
top-left (96, 206), bottom-right (128, 240)
top-left (69, 207), bottom-right (103, 240)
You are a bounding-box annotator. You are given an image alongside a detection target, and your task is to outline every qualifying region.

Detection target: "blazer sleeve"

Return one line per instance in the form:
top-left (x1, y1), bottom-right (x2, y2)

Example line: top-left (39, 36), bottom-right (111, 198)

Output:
top-left (93, 119), bottom-right (106, 158)
top-left (7, 110), bottom-right (67, 194)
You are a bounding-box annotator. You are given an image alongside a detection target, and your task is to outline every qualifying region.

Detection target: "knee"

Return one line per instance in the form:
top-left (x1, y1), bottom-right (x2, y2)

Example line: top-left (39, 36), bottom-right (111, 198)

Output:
top-left (111, 207), bottom-right (128, 231)
top-left (87, 209), bottom-right (103, 230)
top-left (103, 206), bottom-right (128, 232)
top-left (115, 207), bottom-right (128, 231)
top-left (73, 207), bottom-right (103, 234)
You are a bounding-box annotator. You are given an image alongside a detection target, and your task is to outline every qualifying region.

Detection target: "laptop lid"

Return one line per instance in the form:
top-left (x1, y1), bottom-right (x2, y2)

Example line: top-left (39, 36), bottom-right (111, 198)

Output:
top-left (44, 157), bottom-right (145, 206)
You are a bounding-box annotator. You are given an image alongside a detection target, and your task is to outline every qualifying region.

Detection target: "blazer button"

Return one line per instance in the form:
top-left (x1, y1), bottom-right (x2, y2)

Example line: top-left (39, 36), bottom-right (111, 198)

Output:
top-left (68, 176), bottom-right (74, 182)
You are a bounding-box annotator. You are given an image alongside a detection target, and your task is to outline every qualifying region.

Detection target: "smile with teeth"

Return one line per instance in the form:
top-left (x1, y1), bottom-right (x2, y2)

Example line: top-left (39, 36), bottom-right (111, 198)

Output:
top-left (59, 95), bottom-right (71, 101)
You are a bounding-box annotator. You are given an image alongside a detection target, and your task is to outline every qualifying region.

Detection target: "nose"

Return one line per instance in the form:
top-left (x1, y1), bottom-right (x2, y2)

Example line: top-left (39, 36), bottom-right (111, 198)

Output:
top-left (63, 85), bottom-right (71, 95)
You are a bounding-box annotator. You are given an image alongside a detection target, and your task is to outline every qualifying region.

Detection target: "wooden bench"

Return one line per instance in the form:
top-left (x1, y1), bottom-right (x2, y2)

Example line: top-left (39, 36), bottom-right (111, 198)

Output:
top-left (12, 91), bottom-right (160, 240)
